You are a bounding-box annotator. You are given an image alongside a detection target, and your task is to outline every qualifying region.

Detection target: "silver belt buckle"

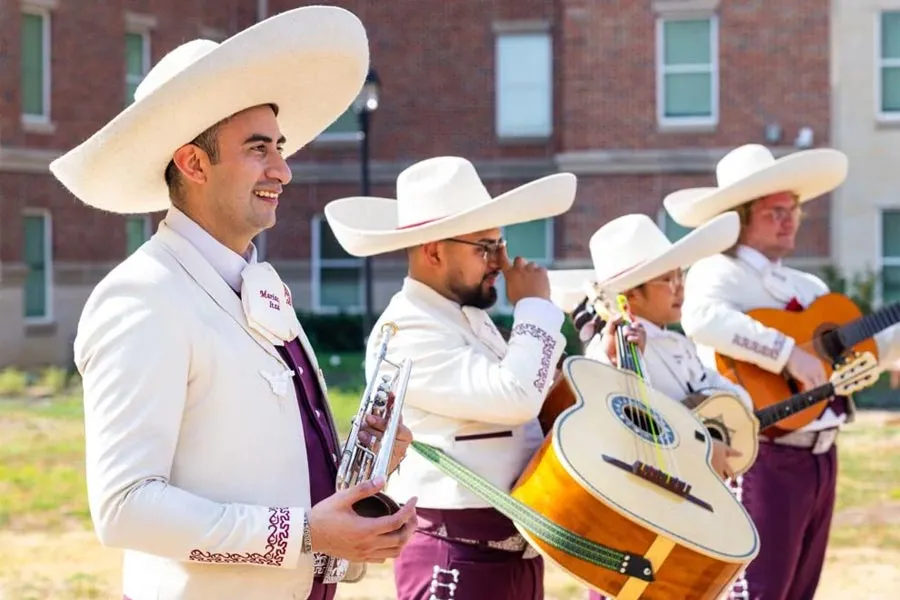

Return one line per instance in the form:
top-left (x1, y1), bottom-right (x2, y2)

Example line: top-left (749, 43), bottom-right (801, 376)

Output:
top-left (812, 428), bottom-right (838, 454)
top-left (313, 553), bottom-right (349, 584)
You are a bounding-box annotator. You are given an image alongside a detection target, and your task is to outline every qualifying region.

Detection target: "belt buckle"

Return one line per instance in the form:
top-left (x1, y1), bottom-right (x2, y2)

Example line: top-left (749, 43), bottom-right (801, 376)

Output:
top-left (812, 429), bottom-right (837, 454)
top-left (313, 553), bottom-right (350, 584)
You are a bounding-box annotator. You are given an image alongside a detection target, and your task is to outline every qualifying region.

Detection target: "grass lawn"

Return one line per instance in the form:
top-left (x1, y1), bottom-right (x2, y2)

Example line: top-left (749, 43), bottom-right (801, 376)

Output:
top-left (0, 374), bottom-right (898, 598)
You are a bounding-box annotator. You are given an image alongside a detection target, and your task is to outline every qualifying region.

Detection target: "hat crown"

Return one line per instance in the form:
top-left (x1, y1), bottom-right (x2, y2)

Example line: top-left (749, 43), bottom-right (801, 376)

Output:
top-left (590, 214), bottom-right (672, 284)
top-left (395, 157), bottom-right (492, 228)
top-left (135, 39), bottom-right (218, 102)
top-left (716, 144), bottom-right (777, 188)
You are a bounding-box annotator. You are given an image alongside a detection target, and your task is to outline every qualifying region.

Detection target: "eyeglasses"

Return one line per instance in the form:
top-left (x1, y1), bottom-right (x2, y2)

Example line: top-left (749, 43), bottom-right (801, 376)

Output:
top-left (759, 205), bottom-right (803, 223)
top-left (444, 238), bottom-right (507, 261)
top-left (645, 269), bottom-right (686, 291)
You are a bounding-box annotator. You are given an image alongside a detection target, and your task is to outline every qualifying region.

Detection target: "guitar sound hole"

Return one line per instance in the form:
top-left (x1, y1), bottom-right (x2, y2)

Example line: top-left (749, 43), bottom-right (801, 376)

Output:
top-left (622, 404), bottom-right (662, 438)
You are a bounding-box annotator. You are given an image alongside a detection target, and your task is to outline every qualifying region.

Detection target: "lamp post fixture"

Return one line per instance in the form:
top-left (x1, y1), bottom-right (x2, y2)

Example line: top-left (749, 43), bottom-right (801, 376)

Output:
top-left (352, 68), bottom-right (380, 343)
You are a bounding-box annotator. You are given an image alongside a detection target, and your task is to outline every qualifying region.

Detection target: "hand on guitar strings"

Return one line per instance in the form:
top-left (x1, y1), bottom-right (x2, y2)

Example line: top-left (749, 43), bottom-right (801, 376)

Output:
top-left (598, 316), bottom-right (647, 366)
top-left (710, 440), bottom-right (742, 481)
top-left (784, 346), bottom-right (828, 390)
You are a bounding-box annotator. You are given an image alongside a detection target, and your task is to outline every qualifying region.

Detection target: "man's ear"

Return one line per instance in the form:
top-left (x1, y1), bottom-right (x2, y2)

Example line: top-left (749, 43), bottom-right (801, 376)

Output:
top-left (420, 241), bottom-right (443, 267)
top-left (171, 144), bottom-right (208, 185)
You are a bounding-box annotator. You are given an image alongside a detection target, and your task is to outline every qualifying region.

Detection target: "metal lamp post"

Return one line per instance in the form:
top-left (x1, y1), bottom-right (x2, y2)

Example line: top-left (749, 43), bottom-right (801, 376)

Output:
top-left (352, 68), bottom-right (380, 342)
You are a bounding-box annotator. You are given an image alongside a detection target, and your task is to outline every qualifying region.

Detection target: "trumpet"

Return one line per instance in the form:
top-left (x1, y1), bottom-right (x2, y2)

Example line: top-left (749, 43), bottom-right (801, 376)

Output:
top-left (336, 321), bottom-right (412, 518)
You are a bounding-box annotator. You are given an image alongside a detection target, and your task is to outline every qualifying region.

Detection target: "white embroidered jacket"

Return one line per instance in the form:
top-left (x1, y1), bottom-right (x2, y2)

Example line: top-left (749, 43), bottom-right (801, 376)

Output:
top-left (366, 278), bottom-right (567, 509)
top-left (74, 210), bottom-right (363, 600)
top-left (680, 246), bottom-right (900, 432)
top-left (584, 317), bottom-right (753, 410)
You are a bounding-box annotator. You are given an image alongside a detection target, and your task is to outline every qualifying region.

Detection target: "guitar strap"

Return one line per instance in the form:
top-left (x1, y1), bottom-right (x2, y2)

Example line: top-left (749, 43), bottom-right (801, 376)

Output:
top-left (410, 440), bottom-right (655, 582)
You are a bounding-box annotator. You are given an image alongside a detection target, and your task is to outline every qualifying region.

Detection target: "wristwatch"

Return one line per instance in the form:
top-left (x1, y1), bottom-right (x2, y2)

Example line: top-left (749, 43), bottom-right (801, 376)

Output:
top-left (301, 513), bottom-right (313, 554)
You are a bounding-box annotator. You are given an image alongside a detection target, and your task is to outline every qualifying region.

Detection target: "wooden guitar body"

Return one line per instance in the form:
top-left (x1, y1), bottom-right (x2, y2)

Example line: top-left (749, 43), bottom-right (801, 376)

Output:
top-left (686, 392), bottom-right (759, 477)
top-left (514, 356), bottom-right (759, 599)
top-left (713, 292), bottom-right (878, 435)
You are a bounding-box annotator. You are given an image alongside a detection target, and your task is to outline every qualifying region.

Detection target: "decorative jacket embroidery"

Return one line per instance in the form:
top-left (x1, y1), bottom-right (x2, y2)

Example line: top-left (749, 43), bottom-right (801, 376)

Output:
top-left (511, 323), bottom-right (556, 391)
top-left (731, 332), bottom-right (787, 361)
top-left (189, 507), bottom-right (290, 566)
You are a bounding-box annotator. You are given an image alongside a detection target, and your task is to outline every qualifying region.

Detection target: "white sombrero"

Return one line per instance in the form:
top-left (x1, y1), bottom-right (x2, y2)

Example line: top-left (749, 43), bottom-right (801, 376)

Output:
top-left (548, 211), bottom-right (741, 313)
top-left (663, 144), bottom-right (848, 228)
top-left (323, 156), bottom-right (577, 257)
top-left (49, 6), bottom-right (369, 214)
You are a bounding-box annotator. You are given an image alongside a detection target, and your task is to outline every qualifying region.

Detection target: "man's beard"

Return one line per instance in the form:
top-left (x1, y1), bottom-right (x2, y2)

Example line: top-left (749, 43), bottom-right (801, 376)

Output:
top-left (451, 275), bottom-right (499, 309)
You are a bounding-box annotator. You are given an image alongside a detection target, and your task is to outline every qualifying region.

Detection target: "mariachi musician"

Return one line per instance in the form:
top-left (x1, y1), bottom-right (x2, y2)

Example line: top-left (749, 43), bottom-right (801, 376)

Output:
top-left (663, 144), bottom-right (900, 600)
top-left (322, 156), bottom-right (577, 600)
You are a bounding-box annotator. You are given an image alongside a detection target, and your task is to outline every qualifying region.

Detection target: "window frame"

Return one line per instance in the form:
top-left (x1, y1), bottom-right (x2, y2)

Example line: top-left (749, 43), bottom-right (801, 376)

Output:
top-left (655, 14), bottom-right (719, 128)
top-left (22, 208), bottom-right (54, 324)
top-left (20, 5), bottom-right (52, 124)
top-left (876, 10), bottom-right (900, 122)
top-left (125, 28), bottom-right (151, 105)
top-left (494, 29), bottom-right (554, 139)
top-left (878, 208), bottom-right (900, 305)
top-left (311, 214), bottom-right (364, 314)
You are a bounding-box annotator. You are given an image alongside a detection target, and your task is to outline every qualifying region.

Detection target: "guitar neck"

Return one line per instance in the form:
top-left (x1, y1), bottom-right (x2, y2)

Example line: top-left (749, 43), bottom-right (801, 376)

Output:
top-left (754, 383), bottom-right (836, 429)
top-left (838, 302), bottom-right (900, 349)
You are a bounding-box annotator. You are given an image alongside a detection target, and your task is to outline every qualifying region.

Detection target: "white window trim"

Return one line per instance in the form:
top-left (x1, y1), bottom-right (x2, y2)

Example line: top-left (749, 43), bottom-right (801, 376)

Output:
top-left (876, 11), bottom-right (900, 122)
top-left (876, 208), bottom-right (900, 305)
top-left (494, 29), bottom-right (554, 140)
top-left (655, 14), bottom-right (719, 128)
top-left (20, 5), bottom-right (52, 124)
top-left (493, 219), bottom-right (555, 314)
top-left (125, 28), bottom-right (151, 102)
top-left (22, 208), bottom-right (53, 324)
top-left (311, 214), bottom-right (364, 314)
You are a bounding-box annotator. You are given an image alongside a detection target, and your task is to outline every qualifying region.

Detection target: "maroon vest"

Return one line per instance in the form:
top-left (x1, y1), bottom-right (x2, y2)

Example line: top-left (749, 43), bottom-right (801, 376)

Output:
top-left (276, 339), bottom-right (340, 600)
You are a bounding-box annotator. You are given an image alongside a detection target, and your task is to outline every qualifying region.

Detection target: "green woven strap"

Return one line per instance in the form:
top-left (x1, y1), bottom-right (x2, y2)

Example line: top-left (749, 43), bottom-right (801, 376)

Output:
top-left (410, 441), bottom-right (654, 582)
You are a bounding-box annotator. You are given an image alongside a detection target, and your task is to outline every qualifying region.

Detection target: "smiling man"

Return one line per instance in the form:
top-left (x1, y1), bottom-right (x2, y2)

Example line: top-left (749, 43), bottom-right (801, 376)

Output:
top-left (48, 8), bottom-right (416, 600)
top-left (323, 156), bottom-right (577, 599)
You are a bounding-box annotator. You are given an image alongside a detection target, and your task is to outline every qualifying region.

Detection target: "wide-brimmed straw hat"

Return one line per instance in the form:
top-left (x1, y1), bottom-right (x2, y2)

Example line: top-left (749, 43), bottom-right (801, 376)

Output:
top-left (548, 211), bottom-right (740, 313)
top-left (663, 144), bottom-right (848, 228)
top-left (49, 6), bottom-right (369, 214)
top-left (323, 156), bottom-right (577, 257)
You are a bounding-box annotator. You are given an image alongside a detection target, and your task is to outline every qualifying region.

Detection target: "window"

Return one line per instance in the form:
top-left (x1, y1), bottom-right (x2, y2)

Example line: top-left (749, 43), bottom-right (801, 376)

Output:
top-left (125, 31), bottom-right (150, 105)
top-left (657, 16), bottom-right (718, 125)
top-left (879, 11), bottom-right (900, 117)
top-left (658, 208), bottom-right (692, 243)
top-left (23, 211), bottom-right (52, 321)
top-left (125, 215), bottom-right (151, 255)
top-left (21, 8), bottom-right (50, 121)
top-left (494, 218), bottom-right (554, 312)
top-left (495, 32), bottom-right (553, 138)
top-left (881, 210), bottom-right (900, 303)
top-left (312, 215), bottom-right (363, 312)
top-left (317, 108), bottom-right (359, 141)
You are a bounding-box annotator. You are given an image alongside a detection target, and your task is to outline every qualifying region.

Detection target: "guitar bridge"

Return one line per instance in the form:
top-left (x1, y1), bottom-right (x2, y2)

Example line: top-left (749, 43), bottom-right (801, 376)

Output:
top-left (602, 454), bottom-right (714, 512)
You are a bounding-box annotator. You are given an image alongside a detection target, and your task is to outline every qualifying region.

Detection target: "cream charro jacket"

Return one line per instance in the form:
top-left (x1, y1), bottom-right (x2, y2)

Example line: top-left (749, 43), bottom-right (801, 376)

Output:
top-left (680, 246), bottom-right (900, 432)
top-left (366, 278), bottom-right (567, 509)
top-left (74, 215), bottom-right (363, 600)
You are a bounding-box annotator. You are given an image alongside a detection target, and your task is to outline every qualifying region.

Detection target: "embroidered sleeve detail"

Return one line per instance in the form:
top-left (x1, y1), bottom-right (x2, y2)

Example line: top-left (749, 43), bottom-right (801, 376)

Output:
top-left (188, 507), bottom-right (290, 566)
top-left (511, 323), bottom-right (557, 391)
top-left (731, 332), bottom-right (787, 362)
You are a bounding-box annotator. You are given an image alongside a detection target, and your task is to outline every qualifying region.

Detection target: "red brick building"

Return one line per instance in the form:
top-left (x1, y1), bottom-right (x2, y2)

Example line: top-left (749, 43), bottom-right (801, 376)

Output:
top-left (0, 0), bottom-right (832, 366)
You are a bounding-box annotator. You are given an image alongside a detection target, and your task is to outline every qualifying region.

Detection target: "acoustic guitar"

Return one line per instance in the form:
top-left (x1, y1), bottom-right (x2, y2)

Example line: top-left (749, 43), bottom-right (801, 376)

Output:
top-left (686, 351), bottom-right (879, 476)
top-left (513, 296), bottom-right (759, 599)
top-left (713, 292), bottom-right (900, 435)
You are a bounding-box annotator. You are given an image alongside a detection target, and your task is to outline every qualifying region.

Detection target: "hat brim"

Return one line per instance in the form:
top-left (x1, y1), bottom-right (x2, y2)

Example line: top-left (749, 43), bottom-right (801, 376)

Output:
top-left (323, 173), bottom-right (577, 257)
top-left (547, 269), bottom-right (596, 314)
top-left (548, 211), bottom-right (741, 305)
top-left (49, 6), bottom-right (369, 214)
top-left (663, 148), bottom-right (848, 228)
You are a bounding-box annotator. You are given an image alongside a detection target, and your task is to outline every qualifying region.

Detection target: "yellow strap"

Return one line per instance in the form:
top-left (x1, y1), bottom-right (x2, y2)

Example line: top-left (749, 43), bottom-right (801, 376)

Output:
top-left (615, 536), bottom-right (676, 600)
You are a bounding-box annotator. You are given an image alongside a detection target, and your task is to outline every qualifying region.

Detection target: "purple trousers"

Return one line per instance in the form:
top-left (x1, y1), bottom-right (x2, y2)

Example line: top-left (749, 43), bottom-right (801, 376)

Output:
top-left (728, 440), bottom-right (838, 600)
top-left (394, 531), bottom-right (544, 600)
top-left (588, 440), bottom-right (838, 600)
